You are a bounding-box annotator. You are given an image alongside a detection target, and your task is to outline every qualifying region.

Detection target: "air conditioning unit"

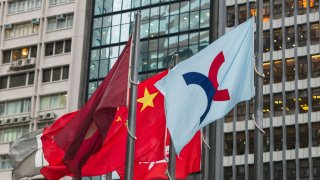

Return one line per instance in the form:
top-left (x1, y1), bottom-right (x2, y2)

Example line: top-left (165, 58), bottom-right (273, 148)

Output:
top-left (4, 24), bottom-right (13, 29)
top-left (31, 18), bottom-right (40, 25)
top-left (24, 58), bottom-right (31, 65)
top-left (56, 14), bottom-right (65, 20)
top-left (38, 114), bottom-right (44, 120)
top-left (6, 118), bottom-right (11, 124)
top-left (13, 117), bottom-right (19, 123)
top-left (45, 112), bottom-right (56, 120)
top-left (17, 60), bottom-right (23, 66)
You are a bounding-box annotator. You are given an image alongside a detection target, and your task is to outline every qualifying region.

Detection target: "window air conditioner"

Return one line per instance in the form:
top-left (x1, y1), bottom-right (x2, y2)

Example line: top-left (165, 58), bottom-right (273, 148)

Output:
top-left (56, 14), bottom-right (65, 20)
top-left (17, 60), bottom-right (23, 66)
top-left (45, 112), bottom-right (56, 120)
top-left (4, 24), bottom-right (13, 29)
top-left (25, 58), bottom-right (31, 65)
top-left (31, 18), bottom-right (40, 25)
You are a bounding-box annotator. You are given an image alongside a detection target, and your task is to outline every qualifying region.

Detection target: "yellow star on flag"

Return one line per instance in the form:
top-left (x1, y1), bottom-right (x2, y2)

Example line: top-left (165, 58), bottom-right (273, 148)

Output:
top-left (115, 116), bottom-right (122, 122)
top-left (137, 87), bottom-right (158, 112)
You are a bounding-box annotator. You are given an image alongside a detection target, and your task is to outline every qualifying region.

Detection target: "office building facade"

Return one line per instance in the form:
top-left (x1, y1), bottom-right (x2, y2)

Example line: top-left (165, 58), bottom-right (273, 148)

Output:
top-left (0, 0), bottom-right (87, 179)
top-left (87, 0), bottom-right (320, 180)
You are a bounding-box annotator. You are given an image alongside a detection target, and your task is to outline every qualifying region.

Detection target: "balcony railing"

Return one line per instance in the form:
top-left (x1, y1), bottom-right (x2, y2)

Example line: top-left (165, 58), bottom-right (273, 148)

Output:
top-left (10, 57), bottom-right (36, 71)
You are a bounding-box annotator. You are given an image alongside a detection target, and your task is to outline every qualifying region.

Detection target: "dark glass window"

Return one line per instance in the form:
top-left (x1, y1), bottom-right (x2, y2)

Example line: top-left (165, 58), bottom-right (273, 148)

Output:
top-left (238, 4), bottom-right (248, 24)
top-left (300, 124), bottom-right (309, 148)
top-left (312, 88), bottom-right (320, 112)
top-left (3, 51), bottom-right (11, 64)
top-left (286, 0), bottom-right (294, 17)
top-left (287, 160), bottom-right (296, 179)
top-left (249, 130), bottom-right (254, 154)
top-left (9, 74), bottom-right (26, 88)
top-left (263, 30), bottom-right (270, 52)
top-left (30, 46), bottom-right (37, 58)
top-left (236, 165), bottom-right (245, 179)
top-left (311, 0), bottom-right (319, 13)
top-left (311, 23), bottom-right (320, 45)
top-left (45, 43), bottom-right (54, 56)
top-left (274, 161), bottom-right (283, 180)
top-left (263, 95), bottom-right (270, 117)
top-left (55, 41), bottom-right (64, 55)
top-left (263, 128), bottom-right (270, 152)
top-left (42, 69), bottom-right (51, 82)
top-left (52, 67), bottom-right (61, 81)
top-left (274, 93), bottom-right (283, 117)
top-left (274, 127), bottom-right (283, 151)
top-left (65, 39), bottom-right (72, 53)
top-left (227, 6), bottom-right (235, 27)
top-left (264, 163), bottom-right (270, 179)
top-left (298, 56), bottom-right (307, 80)
top-left (62, 66), bottom-right (69, 80)
top-left (263, 62), bottom-right (270, 85)
top-left (28, 72), bottom-right (34, 85)
top-left (312, 54), bottom-right (320, 78)
top-left (315, 158), bottom-right (320, 178)
top-left (274, 60), bottom-right (282, 83)
top-left (286, 58), bottom-right (295, 81)
top-left (273, 0), bottom-right (282, 19)
top-left (237, 102), bottom-right (246, 121)
top-left (224, 166), bottom-right (232, 180)
top-left (263, 0), bottom-right (270, 22)
top-left (299, 89), bottom-right (308, 113)
top-left (312, 122), bottom-right (320, 147)
top-left (0, 76), bottom-right (8, 89)
top-left (300, 159), bottom-right (309, 178)
top-left (298, 24), bottom-right (307, 47)
top-left (286, 26), bottom-right (295, 49)
top-left (287, 125), bottom-right (296, 149)
top-left (274, 28), bottom-right (283, 51)
top-left (298, 0), bottom-right (307, 14)
top-left (237, 131), bottom-right (245, 155)
top-left (224, 133), bottom-right (233, 156)
top-left (286, 91), bottom-right (295, 115)
top-left (12, 49), bottom-right (22, 61)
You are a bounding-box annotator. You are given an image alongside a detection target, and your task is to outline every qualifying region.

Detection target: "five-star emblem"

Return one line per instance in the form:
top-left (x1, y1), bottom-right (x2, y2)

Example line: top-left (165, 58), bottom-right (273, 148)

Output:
top-left (137, 87), bottom-right (158, 112)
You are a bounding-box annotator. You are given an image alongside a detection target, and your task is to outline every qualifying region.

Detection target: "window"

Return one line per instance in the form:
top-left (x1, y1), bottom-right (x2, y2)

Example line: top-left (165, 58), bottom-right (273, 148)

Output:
top-left (264, 128), bottom-right (270, 152)
top-left (286, 26), bottom-right (295, 49)
top-left (42, 66), bottom-right (69, 83)
top-left (312, 54), bottom-right (320, 78)
top-left (287, 160), bottom-right (296, 179)
top-left (300, 159), bottom-right (309, 178)
top-left (236, 165), bottom-right (245, 179)
top-left (312, 122), bottom-right (320, 146)
top-left (263, 62), bottom-right (270, 85)
top-left (300, 124), bottom-right (309, 148)
top-left (0, 72), bottom-right (34, 89)
top-left (274, 93), bottom-right (283, 117)
top-left (224, 133), bottom-right (233, 156)
top-left (237, 131), bottom-right (246, 155)
top-left (263, 94), bottom-right (270, 117)
top-left (0, 98), bottom-right (31, 116)
top-left (5, 22), bottom-right (39, 39)
top-left (286, 58), bottom-right (295, 81)
top-left (227, 6), bottom-right (235, 27)
top-left (287, 125), bottom-right (296, 149)
top-left (2, 46), bottom-right (37, 64)
top-left (263, 30), bottom-right (270, 52)
top-left (298, 24), bottom-right (307, 47)
top-left (47, 14), bottom-right (73, 31)
top-left (273, 0), bottom-right (282, 19)
top-left (8, 0), bottom-right (42, 14)
top-left (312, 88), bottom-right (320, 112)
top-left (298, 56), bottom-right (307, 80)
top-left (299, 89), bottom-right (308, 113)
top-left (286, 91), bottom-right (295, 115)
top-left (311, 23), bottom-right (320, 45)
top-left (224, 166), bottom-right (232, 180)
top-left (274, 161), bottom-right (283, 179)
top-left (286, 0), bottom-right (295, 17)
top-left (40, 93), bottom-right (67, 111)
top-left (314, 158), bottom-right (320, 178)
top-left (274, 127), bottom-right (283, 151)
top-left (49, 0), bottom-right (74, 6)
top-left (274, 28), bottom-right (282, 51)
top-left (0, 126), bottom-right (29, 143)
top-left (0, 155), bottom-right (11, 170)
top-left (45, 39), bottom-right (72, 56)
top-left (274, 60), bottom-right (282, 83)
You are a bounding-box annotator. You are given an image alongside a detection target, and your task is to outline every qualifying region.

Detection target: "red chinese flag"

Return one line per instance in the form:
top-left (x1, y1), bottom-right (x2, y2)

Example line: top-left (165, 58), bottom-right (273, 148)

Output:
top-left (117, 131), bottom-right (201, 180)
top-left (53, 38), bottom-right (131, 176)
top-left (41, 70), bottom-right (168, 179)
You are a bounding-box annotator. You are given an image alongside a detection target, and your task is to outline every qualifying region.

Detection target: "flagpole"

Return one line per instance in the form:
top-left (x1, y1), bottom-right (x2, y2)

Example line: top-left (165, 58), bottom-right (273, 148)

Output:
top-left (168, 53), bottom-right (179, 180)
top-left (124, 11), bottom-right (141, 180)
top-left (254, 0), bottom-right (264, 179)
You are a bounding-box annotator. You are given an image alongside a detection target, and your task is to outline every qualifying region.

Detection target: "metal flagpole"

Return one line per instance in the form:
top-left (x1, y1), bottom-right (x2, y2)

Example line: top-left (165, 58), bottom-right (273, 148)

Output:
top-left (254, 0), bottom-right (264, 179)
top-left (208, 0), bottom-right (220, 180)
top-left (124, 11), bottom-right (141, 180)
top-left (168, 53), bottom-right (179, 180)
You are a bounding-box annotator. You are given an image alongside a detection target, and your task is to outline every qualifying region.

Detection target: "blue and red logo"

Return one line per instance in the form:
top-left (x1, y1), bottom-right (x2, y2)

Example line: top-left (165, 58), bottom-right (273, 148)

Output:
top-left (183, 51), bottom-right (230, 124)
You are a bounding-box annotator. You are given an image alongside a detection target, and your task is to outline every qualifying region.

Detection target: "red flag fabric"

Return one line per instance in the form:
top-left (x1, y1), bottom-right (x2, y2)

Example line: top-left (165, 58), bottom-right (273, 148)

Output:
top-left (53, 38), bottom-right (131, 176)
top-left (41, 70), bottom-right (168, 179)
top-left (117, 131), bottom-right (201, 180)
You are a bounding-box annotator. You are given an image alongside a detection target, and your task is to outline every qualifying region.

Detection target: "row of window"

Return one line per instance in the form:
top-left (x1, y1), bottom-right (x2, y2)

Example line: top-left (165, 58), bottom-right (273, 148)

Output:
top-left (2, 39), bottom-right (72, 64)
top-left (263, 23), bottom-right (320, 52)
top-left (263, 54), bottom-right (320, 85)
top-left (227, 0), bottom-right (319, 27)
top-left (224, 158), bottom-right (320, 179)
top-left (0, 71), bottom-right (34, 90)
top-left (94, 0), bottom-right (209, 15)
top-left (4, 13), bottom-right (74, 39)
top-left (42, 66), bottom-right (69, 83)
top-left (0, 92), bottom-right (67, 118)
top-left (225, 122), bottom-right (320, 156)
top-left (7, 0), bottom-right (75, 14)
top-left (225, 87), bottom-right (320, 122)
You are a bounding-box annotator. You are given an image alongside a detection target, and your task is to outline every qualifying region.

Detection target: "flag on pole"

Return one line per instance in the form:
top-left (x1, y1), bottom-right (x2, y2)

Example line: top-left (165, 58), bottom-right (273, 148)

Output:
top-left (116, 131), bottom-right (201, 180)
top-left (52, 37), bottom-right (132, 176)
top-left (41, 70), bottom-right (168, 179)
top-left (155, 18), bottom-right (254, 153)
